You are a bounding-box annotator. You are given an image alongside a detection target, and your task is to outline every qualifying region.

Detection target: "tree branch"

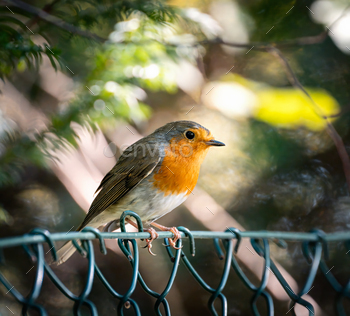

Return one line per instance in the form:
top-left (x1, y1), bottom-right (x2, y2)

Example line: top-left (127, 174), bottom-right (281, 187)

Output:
top-left (26, 0), bottom-right (61, 28)
top-left (201, 32), bottom-right (328, 50)
top-left (4, 0), bottom-right (107, 42)
top-left (206, 4), bottom-right (349, 50)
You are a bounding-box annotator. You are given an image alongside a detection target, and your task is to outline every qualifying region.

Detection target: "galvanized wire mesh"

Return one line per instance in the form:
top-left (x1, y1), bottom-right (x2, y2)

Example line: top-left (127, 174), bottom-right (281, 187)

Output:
top-left (1, 211), bottom-right (350, 316)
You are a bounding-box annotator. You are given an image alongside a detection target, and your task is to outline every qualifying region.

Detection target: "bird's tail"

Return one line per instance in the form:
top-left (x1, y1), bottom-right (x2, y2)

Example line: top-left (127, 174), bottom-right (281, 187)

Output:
top-left (54, 240), bottom-right (82, 265)
top-left (53, 222), bottom-right (101, 265)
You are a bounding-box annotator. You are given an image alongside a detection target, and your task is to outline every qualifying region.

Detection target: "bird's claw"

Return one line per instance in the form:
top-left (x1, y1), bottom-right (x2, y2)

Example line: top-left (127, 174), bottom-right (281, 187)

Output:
top-left (165, 227), bottom-right (182, 250)
top-left (143, 227), bottom-right (159, 256)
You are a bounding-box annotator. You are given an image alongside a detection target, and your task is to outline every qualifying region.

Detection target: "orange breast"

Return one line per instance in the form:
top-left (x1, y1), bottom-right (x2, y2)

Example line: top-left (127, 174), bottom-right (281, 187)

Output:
top-left (152, 139), bottom-right (210, 196)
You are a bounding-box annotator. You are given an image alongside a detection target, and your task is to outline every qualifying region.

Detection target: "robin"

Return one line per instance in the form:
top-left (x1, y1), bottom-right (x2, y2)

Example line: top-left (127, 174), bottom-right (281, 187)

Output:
top-left (56, 120), bottom-right (225, 264)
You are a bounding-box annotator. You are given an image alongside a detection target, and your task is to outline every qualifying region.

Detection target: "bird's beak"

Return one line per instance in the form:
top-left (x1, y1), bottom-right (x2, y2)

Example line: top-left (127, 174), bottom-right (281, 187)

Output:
top-left (205, 139), bottom-right (225, 147)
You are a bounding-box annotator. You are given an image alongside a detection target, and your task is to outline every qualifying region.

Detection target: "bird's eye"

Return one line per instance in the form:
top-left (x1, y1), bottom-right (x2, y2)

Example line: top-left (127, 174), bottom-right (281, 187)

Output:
top-left (185, 131), bottom-right (195, 140)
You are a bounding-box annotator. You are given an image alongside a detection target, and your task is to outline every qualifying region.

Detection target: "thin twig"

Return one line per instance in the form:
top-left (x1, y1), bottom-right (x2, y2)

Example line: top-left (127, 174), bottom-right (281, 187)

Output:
top-left (267, 46), bottom-right (350, 191)
top-left (198, 5), bottom-right (350, 192)
top-left (4, 0), bottom-right (106, 42)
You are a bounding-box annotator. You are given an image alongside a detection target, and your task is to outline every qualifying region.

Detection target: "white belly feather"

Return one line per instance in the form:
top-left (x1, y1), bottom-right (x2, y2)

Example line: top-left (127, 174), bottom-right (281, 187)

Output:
top-left (88, 183), bottom-right (189, 228)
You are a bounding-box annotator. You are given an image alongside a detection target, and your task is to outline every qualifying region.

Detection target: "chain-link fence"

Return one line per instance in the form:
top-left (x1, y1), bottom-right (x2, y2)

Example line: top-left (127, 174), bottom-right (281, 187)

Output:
top-left (1, 211), bottom-right (350, 316)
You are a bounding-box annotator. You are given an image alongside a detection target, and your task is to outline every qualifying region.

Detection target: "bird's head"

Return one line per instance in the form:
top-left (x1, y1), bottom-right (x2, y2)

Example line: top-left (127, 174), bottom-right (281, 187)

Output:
top-left (155, 120), bottom-right (225, 162)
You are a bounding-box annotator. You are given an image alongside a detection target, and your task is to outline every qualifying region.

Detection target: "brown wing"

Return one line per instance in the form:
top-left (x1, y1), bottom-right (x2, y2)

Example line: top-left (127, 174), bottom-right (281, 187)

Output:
top-left (77, 140), bottom-right (161, 230)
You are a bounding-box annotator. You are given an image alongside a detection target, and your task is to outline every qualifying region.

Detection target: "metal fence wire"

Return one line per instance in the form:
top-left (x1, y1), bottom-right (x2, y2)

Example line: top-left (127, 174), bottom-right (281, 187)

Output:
top-left (1, 210), bottom-right (350, 316)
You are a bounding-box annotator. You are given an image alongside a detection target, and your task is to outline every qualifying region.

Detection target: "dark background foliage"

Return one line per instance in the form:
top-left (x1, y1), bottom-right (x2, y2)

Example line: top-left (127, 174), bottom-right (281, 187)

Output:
top-left (1, 0), bottom-right (350, 314)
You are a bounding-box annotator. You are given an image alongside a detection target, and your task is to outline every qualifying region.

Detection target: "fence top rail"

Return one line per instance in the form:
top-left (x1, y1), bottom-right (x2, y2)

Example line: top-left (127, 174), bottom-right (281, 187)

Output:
top-left (1, 229), bottom-right (350, 249)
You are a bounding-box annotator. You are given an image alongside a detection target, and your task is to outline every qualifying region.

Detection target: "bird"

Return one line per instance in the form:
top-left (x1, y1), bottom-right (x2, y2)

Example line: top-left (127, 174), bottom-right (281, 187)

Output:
top-left (55, 120), bottom-right (225, 264)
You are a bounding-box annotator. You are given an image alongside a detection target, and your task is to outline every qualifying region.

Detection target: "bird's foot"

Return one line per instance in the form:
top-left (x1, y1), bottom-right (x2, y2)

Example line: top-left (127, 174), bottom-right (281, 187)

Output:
top-left (151, 222), bottom-right (182, 250)
top-left (143, 227), bottom-right (159, 256)
top-left (125, 218), bottom-right (159, 256)
top-left (165, 227), bottom-right (182, 250)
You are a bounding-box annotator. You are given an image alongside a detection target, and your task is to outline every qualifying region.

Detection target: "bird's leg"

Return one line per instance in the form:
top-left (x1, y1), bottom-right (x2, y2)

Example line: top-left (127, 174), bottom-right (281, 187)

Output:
top-left (150, 222), bottom-right (182, 250)
top-left (125, 218), bottom-right (139, 229)
top-left (125, 218), bottom-right (158, 256)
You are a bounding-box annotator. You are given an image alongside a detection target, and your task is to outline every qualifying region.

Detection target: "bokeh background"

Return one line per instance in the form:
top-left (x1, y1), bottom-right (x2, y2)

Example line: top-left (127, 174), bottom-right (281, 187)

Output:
top-left (1, 0), bottom-right (350, 315)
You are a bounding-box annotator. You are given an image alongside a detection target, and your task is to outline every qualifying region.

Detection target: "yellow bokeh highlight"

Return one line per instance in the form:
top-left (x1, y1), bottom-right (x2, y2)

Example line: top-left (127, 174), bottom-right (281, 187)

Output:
top-left (168, 0), bottom-right (209, 8)
top-left (254, 89), bottom-right (340, 131)
top-left (222, 73), bottom-right (261, 90)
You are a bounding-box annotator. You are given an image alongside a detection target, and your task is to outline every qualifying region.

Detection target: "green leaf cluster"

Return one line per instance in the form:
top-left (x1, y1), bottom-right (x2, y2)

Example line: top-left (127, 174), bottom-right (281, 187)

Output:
top-left (0, 1), bottom-right (201, 187)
